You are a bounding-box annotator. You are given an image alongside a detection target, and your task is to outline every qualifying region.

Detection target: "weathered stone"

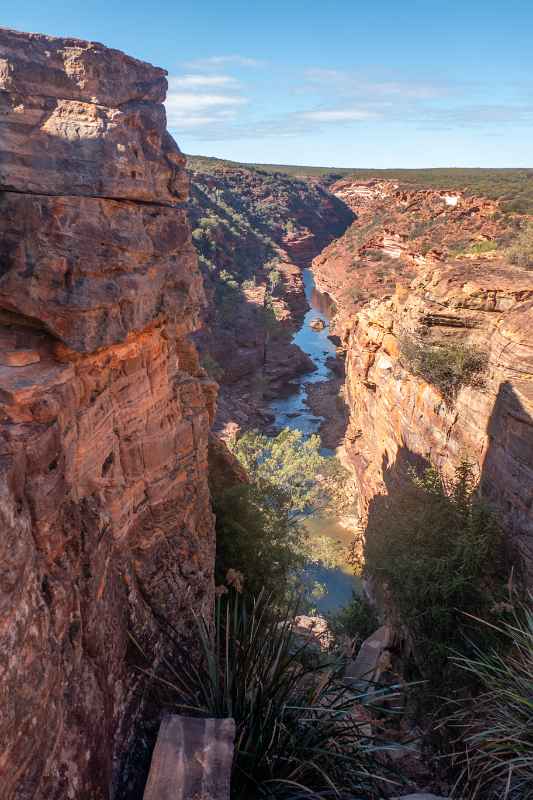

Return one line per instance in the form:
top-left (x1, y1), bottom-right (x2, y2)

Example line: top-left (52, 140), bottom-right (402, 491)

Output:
top-left (0, 28), bottom-right (216, 800)
top-left (0, 192), bottom-right (203, 352)
top-left (312, 179), bottom-right (533, 565)
top-left (0, 348), bottom-right (40, 366)
top-left (143, 716), bottom-right (235, 800)
top-left (0, 28), bottom-right (186, 203)
top-left (345, 625), bottom-right (395, 687)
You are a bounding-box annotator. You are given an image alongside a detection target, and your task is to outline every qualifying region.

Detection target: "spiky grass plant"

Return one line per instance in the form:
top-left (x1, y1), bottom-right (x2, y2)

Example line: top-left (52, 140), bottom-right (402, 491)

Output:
top-left (143, 590), bottom-right (400, 800)
top-left (450, 602), bottom-right (533, 799)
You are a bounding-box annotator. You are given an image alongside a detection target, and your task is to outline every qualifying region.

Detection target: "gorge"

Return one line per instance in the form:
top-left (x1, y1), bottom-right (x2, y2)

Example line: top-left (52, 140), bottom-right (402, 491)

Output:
top-left (0, 25), bottom-right (532, 800)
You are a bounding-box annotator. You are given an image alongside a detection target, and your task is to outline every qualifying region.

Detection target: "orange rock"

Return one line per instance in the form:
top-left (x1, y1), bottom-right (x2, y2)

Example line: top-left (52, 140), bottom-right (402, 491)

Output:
top-left (382, 333), bottom-right (400, 359)
top-left (0, 28), bottom-right (215, 800)
top-left (0, 349), bottom-right (41, 367)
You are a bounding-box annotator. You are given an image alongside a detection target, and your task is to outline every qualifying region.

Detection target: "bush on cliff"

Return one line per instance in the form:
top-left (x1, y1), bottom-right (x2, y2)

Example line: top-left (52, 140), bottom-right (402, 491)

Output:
top-left (506, 221), bottom-right (533, 268)
top-left (363, 461), bottom-right (508, 699)
top-left (400, 336), bottom-right (486, 402)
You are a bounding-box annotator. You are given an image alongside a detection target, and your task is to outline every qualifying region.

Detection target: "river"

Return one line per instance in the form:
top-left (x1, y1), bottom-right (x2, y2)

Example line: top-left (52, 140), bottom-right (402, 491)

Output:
top-left (269, 269), bottom-right (361, 613)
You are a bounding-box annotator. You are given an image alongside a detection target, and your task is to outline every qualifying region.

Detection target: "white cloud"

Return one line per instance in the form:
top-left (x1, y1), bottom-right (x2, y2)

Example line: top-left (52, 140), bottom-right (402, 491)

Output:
top-left (166, 92), bottom-right (246, 112)
top-left (303, 68), bottom-right (448, 100)
top-left (169, 74), bottom-right (240, 89)
top-left (185, 55), bottom-right (262, 69)
top-left (300, 109), bottom-right (378, 122)
top-left (165, 79), bottom-right (248, 130)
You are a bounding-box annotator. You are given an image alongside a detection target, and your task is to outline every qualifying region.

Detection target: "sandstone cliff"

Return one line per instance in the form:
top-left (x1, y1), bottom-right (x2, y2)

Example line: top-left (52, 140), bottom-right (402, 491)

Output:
top-left (313, 180), bottom-right (533, 563)
top-left (0, 29), bottom-right (216, 799)
top-left (187, 160), bottom-right (354, 435)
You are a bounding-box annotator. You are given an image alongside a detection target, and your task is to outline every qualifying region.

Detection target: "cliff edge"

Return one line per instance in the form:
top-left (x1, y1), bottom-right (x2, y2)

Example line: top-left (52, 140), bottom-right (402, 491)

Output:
top-left (0, 28), bottom-right (216, 799)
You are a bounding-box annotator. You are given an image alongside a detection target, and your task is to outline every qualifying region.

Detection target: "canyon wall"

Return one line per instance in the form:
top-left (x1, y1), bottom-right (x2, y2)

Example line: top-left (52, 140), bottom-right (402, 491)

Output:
top-left (0, 29), bottom-right (216, 799)
top-left (187, 162), bottom-right (354, 435)
top-left (313, 181), bottom-right (533, 562)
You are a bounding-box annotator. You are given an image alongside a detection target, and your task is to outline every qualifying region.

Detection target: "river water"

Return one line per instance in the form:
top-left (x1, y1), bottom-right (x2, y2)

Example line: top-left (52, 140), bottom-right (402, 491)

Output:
top-left (269, 269), bottom-right (360, 613)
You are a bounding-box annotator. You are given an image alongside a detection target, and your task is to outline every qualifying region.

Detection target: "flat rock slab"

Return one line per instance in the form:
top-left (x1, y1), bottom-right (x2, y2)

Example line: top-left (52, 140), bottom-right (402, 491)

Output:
top-left (143, 715), bottom-right (235, 800)
top-left (345, 625), bottom-right (394, 685)
top-left (391, 795), bottom-right (448, 799)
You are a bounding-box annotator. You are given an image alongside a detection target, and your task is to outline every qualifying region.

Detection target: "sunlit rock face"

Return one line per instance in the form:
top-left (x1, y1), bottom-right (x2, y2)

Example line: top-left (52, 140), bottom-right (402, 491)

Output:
top-left (312, 179), bottom-right (533, 568)
top-left (343, 263), bottom-right (533, 558)
top-left (0, 28), bottom-right (216, 800)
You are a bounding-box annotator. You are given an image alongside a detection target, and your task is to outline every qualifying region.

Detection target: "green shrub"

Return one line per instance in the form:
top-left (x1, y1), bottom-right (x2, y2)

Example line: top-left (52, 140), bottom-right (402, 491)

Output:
top-left (213, 482), bottom-right (306, 601)
top-left (469, 239), bottom-right (497, 255)
top-left (327, 593), bottom-right (379, 645)
top-left (215, 429), bottom-right (348, 601)
top-left (364, 461), bottom-right (507, 700)
top-left (149, 590), bottom-right (391, 799)
top-left (268, 269), bottom-right (281, 291)
top-left (506, 221), bottom-right (533, 268)
top-left (200, 353), bottom-right (224, 381)
top-left (401, 336), bottom-right (486, 401)
top-left (450, 602), bottom-right (533, 799)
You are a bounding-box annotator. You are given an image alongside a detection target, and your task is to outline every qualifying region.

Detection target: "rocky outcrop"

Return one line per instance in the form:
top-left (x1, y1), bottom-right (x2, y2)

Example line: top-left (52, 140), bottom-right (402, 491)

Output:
top-left (343, 261), bottom-right (533, 560)
top-left (313, 179), bottom-right (533, 564)
top-left (0, 29), bottom-right (215, 800)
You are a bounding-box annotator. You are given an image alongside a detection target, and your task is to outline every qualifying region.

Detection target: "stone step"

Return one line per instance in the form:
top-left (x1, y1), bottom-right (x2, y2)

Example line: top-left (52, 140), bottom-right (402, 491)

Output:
top-left (143, 715), bottom-right (235, 800)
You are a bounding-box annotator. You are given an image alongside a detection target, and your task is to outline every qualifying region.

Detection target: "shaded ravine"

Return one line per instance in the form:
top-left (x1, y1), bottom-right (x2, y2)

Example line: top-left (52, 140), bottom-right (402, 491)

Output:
top-left (269, 268), bottom-right (361, 613)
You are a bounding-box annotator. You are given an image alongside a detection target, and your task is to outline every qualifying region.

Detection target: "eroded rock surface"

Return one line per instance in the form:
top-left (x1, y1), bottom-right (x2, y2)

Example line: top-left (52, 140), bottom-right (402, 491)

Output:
top-left (313, 180), bottom-right (533, 562)
top-left (0, 29), bottom-right (216, 800)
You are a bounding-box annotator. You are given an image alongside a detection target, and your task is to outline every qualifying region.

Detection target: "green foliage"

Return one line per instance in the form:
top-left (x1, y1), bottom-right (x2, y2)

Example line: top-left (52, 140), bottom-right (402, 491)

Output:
top-left (215, 269), bottom-right (241, 325)
top-left (468, 239), bottom-right (498, 254)
top-left (506, 221), bottom-right (533, 268)
top-left (214, 429), bottom-right (347, 601)
top-left (213, 482), bottom-right (306, 600)
top-left (150, 589), bottom-right (390, 799)
top-left (268, 269), bottom-right (281, 291)
top-left (450, 601), bottom-right (533, 799)
top-left (187, 157), bottom-right (533, 214)
top-left (327, 593), bottom-right (379, 645)
top-left (200, 353), bottom-right (224, 381)
top-left (364, 461), bottom-right (507, 698)
top-left (230, 428), bottom-right (343, 518)
top-left (401, 336), bottom-right (486, 401)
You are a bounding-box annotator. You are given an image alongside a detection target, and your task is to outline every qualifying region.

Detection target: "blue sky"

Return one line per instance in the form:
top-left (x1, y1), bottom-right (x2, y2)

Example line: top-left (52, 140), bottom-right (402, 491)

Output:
top-left (3, 1), bottom-right (533, 167)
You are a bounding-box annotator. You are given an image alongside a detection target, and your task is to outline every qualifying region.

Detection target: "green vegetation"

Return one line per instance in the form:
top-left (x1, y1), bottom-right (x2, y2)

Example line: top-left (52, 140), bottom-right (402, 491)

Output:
top-left (400, 336), bottom-right (486, 402)
top-left (327, 593), bottom-right (379, 646)
top-left (214, 429), bottom-right (347, 601)
top-left (200, 353), bottom-right (224, 381)
top-left (451, 602), bottom-right (533, 799)
top-left (468, 239), bottom-right (498, 255)
top-left (363, 461), bottom-right (508, 700)
top-left (187, 156), bottom-right (533, 214)
top-left (506, 220), bottom-right (533, 268)
top-left (150, 589), bottom-right (391, 800)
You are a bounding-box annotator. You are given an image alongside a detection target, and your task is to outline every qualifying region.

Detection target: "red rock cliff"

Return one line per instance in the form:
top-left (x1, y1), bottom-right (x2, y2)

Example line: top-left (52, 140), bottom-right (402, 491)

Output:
top-left (0, 29), bottom-right (216, 799)
top-left (313, 180), bottom-right (533, 565)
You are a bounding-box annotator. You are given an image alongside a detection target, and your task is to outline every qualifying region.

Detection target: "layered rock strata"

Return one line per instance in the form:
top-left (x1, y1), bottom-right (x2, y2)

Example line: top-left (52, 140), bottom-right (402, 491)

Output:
top-left (313, 180), bottom-right (533, 561)
top-left (0, 29), bottom-right (215, 800)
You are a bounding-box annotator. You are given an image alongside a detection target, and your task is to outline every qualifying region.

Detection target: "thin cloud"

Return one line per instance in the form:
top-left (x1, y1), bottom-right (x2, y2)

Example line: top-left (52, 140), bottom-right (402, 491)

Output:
top-left (300, 109), bottom-right (378, 122)
top-left (185, 55), bottom-right (263, 69)
top-left (169, 74), bottom-right (240, 88)
top-left (303, 67), bottom-right (449, 100)
top-left (165, 80), bottom-right (247, 129)
top-left (166, 92), bottom-right (247, 111)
